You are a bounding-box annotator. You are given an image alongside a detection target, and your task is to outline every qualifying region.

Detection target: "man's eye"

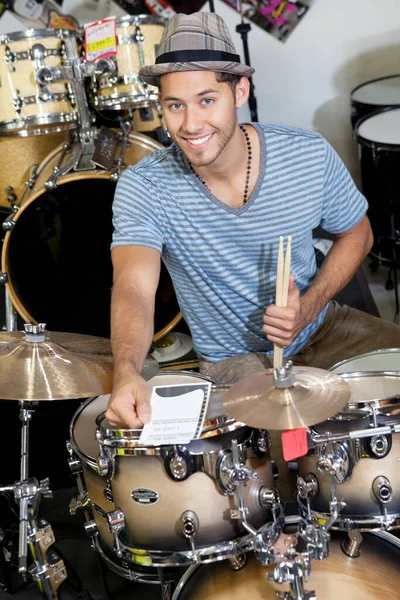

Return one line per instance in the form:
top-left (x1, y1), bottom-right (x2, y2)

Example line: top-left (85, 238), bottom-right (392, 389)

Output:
top-left (202, 98), bottom-right (214, 105)
top-left (169, 103), bottom-right (182, 110)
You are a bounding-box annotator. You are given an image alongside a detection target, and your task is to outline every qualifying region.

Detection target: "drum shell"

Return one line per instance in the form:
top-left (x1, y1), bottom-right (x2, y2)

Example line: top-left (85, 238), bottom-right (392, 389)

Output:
top-left (354, 108), bottom-right (400, 262)
top-left (0, 31), bottom-right (78, 135)
top-left (176, 534), bottom-right (400, 599)
top-left (70, 382), bottom-right (274, 555)
top-left (297, 433), bottom-right (400, 516)
top-left (92, 17), bottom-right (165, 110)
top-left (0, 132), bottom-right (69, 206)
top-left (110, 449), bottom-right (272, 551)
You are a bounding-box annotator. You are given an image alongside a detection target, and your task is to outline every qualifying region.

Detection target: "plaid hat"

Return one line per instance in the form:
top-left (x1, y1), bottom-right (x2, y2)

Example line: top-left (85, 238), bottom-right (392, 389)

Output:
top-left (139, 12), bottom-right (254, 87)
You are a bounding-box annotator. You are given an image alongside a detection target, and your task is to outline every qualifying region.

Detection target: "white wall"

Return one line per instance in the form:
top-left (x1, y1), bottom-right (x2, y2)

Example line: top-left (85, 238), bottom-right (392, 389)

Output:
top-left (213, 0), bottom-right (400, 183)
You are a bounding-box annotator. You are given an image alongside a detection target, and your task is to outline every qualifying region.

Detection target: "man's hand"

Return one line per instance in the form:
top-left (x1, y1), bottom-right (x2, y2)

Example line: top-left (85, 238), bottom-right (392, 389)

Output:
top-left (106, 374), bottom-right (152, 429)
top-left (262, 275), bottom-right (310, 346)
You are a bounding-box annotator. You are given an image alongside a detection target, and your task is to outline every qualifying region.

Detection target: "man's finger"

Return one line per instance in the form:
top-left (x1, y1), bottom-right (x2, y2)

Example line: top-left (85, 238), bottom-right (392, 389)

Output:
top-left (136, 396), bottom-right (152, 425)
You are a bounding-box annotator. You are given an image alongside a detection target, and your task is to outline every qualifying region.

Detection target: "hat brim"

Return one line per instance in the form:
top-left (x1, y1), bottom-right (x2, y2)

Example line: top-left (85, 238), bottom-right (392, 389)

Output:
top-left (139, 61), bottom-right (254, 88)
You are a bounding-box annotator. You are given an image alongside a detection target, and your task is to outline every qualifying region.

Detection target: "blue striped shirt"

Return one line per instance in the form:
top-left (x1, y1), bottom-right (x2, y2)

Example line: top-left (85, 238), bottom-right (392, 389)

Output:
top-left (112, 123), bottom-right (368, 362)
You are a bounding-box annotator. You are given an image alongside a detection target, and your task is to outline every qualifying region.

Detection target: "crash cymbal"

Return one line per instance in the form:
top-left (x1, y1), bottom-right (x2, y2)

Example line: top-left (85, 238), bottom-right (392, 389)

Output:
top-left (0, 326), bottom-right (158, 401)
top-left (222, 365), bottom-right (351, 430)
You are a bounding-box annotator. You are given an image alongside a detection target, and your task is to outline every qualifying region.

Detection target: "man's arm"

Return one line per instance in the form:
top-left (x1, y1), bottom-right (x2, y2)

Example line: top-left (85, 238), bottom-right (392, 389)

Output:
top-left (106, 245), bottom-right (161, 427)
top-left (263, 215), bottom-right (374, 346)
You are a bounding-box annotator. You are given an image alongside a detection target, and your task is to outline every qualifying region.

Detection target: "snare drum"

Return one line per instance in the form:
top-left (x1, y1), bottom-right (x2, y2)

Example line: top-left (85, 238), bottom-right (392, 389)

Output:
top-left (297, 371), bottom-right (400, 531)
top-left (90, 15), bottom-right (166, 111)
top-left (69, 372), bottom-right (274, 567)
top-left (0, 29), bottom-right (79, 136)
top-left (175, 533), bottom-right (400, 599)
top-left (1, 132), bottom-right (181, 338)
top-left (331, 348), bottom-right (400, 374)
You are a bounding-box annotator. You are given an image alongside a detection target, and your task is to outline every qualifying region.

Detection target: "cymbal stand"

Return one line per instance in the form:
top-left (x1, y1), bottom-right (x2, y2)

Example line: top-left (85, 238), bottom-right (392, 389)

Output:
top-left (255, 519), bottom-right (330, 600)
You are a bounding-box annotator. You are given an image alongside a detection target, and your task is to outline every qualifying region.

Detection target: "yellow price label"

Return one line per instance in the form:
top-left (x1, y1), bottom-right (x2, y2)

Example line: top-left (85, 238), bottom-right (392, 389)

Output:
top-left (86, 36), bottom-right (115, 54)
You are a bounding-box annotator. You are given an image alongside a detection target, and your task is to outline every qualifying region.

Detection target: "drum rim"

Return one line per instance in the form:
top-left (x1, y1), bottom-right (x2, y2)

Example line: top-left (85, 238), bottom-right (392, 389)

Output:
top-left (351, 73), bottom-right (400, 103)
top-left (330, 348), bottom-right (400, 372)
top-left (0, 28), bottom-right (78, 44)
top-left (0, 113), bottom-right (78, 138)
top-left (354, 106), bottom-right (400, 150)
top-left (115, 14), bottom-right (167, 27)
top-left (70, 372), bottom-right (240, 463)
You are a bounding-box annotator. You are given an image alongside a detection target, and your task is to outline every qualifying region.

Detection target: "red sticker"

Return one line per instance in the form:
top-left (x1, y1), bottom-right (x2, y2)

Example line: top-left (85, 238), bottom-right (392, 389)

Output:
top-left (281, 428), bottom-right (308, 462)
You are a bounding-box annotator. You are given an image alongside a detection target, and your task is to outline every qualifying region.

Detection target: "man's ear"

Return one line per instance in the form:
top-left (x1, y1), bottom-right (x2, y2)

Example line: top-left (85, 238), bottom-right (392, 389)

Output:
top-left (235, 77), bottom-right (250, 108)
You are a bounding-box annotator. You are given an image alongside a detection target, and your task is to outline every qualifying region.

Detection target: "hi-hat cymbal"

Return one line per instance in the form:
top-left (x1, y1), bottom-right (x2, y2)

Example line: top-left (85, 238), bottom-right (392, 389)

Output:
top-left (0, 329), bottom-right (158, 401)
top-left (222, 366), bottom-right (351, 430)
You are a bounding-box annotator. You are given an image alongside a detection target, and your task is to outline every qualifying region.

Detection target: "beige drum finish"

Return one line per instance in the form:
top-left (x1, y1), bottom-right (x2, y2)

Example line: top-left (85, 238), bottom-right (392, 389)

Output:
top-left (92, 16), bottom-right (165, 110)
top-left (0, 132), bottom-right (69, 206)
top-left (0, 30), bottom-right (79, 135)
top-left (298, 372), bottom-right (400, 519)
top-left (71, 373), bottom-right (274, 554)
top-left (177, 534), bottom-right (400, 599)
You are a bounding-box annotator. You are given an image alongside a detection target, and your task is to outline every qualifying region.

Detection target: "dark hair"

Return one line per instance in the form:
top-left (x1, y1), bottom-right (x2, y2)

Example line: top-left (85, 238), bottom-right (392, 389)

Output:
top-left (215, 72), bottom-right (242, 95)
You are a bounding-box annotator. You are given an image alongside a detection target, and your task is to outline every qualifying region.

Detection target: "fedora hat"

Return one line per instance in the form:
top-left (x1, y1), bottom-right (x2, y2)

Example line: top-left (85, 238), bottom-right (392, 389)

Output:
top-left (139, 12), bottom-right (254, 87)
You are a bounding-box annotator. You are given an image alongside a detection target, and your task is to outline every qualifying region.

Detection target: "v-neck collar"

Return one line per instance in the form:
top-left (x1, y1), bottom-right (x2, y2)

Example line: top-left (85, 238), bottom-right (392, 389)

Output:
top-left (182, 122), bottom-right (266, 216)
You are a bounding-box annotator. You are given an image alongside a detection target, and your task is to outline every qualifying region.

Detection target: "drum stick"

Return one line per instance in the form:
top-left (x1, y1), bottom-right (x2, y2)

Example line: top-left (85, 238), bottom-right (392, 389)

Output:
top-left (273, 236), bottom-right (292, 369)
top-left (273, 237), bottom-right (284, 369)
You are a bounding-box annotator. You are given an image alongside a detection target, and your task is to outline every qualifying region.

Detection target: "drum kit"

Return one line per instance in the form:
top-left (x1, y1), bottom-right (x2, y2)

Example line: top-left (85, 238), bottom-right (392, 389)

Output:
top-left (0, 16), bottom-right (399, 600)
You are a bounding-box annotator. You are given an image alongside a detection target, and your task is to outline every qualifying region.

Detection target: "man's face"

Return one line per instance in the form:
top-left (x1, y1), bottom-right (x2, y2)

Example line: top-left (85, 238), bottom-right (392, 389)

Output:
top-left (159, 71), bottom-right (248, 167)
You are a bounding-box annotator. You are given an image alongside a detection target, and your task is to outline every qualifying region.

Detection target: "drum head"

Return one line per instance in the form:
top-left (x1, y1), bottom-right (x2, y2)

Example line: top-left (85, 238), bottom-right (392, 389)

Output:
top-left (176, 534), bottom-right (400, 600)
top-left (331, 348), bottom-right (400, 373)
top-left (2, 137), bottom-right (180, 338)
top-left (355, 107), bottom-right (400, 148)
top-left (351, 75), bottom-right (400, 106)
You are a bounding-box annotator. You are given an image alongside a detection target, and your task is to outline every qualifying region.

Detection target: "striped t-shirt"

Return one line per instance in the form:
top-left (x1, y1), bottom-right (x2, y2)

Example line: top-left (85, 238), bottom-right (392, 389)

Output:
top-left (112, 123), bottom-right (368, 362)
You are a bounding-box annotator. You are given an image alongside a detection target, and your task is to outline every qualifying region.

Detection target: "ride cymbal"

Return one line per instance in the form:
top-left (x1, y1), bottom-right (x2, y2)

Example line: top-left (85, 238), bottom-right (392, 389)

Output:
top-left (0, 326), bottom-right (158, 401)
top-left (222, 365), bottom-right (351, 430)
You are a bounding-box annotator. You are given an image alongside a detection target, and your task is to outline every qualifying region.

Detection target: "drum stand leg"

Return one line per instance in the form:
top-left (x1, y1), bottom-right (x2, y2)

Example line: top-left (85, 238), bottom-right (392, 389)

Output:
top-left (0, 273), bottom-right (18, 331)
top-left (0, 403), bottom-right (67, 599)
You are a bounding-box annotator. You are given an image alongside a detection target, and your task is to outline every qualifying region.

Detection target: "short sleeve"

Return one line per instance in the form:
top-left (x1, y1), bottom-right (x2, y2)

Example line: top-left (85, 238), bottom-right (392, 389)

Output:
top-left (111, 167), bottom-right (164, 252)
top-left (320, 140), bottom-right (368, 233)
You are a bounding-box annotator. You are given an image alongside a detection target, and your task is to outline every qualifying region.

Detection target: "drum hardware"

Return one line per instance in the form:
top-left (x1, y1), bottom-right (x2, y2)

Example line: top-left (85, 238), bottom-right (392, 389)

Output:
top-left (180, 510), bottom-right (199, 557)
top-left (223, 361), bottom-right (351, 430)
top-left (110, 120), bottom-right (133, 181)
top-left (340, 530), bottom-right (363, 558)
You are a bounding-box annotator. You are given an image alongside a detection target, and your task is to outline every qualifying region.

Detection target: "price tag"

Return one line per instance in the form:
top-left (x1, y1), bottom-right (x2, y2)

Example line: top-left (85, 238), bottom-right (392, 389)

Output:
top-left (139, 382), bottom-right (211, 446)
top-left (281, 428), bottom-right (308, 462)
top-left (84, 17), bottom-right (117, 63)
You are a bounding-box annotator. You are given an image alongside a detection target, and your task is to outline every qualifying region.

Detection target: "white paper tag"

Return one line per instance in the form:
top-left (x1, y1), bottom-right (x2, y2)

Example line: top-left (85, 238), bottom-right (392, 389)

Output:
top-left (84, 16), bottom-right (117, 62)
top-left (139, 382), bottom-right (211, 446)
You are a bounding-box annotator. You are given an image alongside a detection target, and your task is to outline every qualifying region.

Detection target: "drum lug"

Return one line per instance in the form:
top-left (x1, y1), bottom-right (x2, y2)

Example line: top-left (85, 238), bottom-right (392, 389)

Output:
top-left (0, 272), bottom-right (8, 284)
top-left (12, 94), bottom-right (23, 113)
top-left (180, 510), bottom-right (199, 559)
top-left (297, 474), bottom-right (319, 500)
top-left (317, 441), bottom-right (352, 484)
top-left (4, 46), bottom-right (16, 72)
top-left (340, 530), bottom-right (363, 558)
top-left (372, 475), bottom-right (393, 504)
top-left (164, 446), bottom-right (194, 481)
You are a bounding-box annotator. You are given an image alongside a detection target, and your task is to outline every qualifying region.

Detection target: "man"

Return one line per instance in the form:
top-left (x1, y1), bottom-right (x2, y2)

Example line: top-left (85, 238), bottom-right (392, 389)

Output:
top-left (106, 12), bottom-right (400, 429)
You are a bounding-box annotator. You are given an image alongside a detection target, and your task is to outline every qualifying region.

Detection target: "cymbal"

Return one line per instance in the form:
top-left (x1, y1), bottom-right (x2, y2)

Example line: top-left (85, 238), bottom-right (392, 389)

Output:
top-left (0, 330), bottom-right (158, 401)
top-left (222, 366), bottom-right (351, 430)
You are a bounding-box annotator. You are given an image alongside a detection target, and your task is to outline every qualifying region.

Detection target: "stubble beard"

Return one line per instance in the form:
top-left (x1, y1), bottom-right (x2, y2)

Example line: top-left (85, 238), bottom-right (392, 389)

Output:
top-left (177, 110), bottom-right (238, 168)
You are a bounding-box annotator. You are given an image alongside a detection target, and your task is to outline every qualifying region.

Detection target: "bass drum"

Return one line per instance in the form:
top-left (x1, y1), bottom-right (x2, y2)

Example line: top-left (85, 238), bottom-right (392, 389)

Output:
top-left (1, 133), bottom-right (181, 339)
top-left (175, 533), bottom-right (400, 599)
